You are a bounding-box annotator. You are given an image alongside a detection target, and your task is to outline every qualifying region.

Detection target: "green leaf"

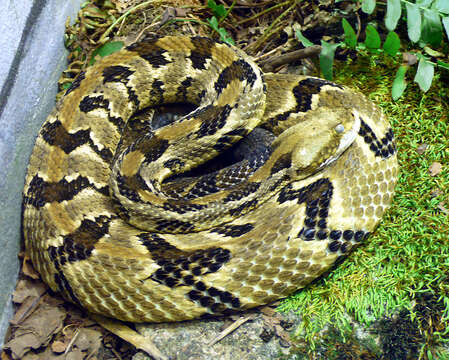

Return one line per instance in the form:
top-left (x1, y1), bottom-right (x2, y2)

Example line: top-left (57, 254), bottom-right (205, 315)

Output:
top-left (423, 46), bottom-right (444, 57)
top-left (443, 17), bottom-right (449, 40)
top-left (414, 58), bottom-right (434, 92)
top-left (342, 18), bottom-right (357, 49)
top-left (218, 28), bottom-right (227, 38)
top-left (207, 0), bottom-right (226, 18)
top-left (435, 0), bottom-right (449, 14)
top-left (392, 65), bottom-right (408, 100)
top-left (295, 29), bottom-right (314, 47)
top-left (62, 82), bottom-right (73, 90)
top-left (383, 31), bottom-right (400, 56)
top-left (207, 16), bottom-right (219, 30)
top-left (437, 60), bottom-right (449, 70)
top-left (207, 16), bottom-right (234, 45)
top-left (416, 0), bottom-right (432, 7)
top-left (218, 28), bottom-right (235, 45)
top-left (361, 0), bottom-right (376, 14)
top-left (365, 25), bottom-right (381, 50)
top-left (89, 41), bottom-right (124, 65)
top-left (421, 9), bottom-right (443, 47)
top-left (405, 3), bottom-right (422, 42)
top-left (385, 0), bottom-right (401, 31)
top-left (319, 41), bottom-right (340, 80)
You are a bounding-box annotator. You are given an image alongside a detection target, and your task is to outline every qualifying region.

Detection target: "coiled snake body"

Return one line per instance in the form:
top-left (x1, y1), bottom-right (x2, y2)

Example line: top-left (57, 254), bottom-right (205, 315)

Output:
top-left (23, 36), bottom-right (398, 322)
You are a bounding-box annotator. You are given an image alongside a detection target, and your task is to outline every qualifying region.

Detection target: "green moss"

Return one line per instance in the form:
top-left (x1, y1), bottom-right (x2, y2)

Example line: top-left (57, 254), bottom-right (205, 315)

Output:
top-left (278, 54), bottom-right (449, 358)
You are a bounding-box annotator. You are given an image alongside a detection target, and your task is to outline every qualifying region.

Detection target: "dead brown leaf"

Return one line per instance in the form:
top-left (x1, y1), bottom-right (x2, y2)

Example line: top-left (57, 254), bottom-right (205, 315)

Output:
top-left (10, 296), bottom-right (41, 326)
top-left (416, 143), bottom-right (428, 155)
top-left (429, 162), bottom-right (443, 176)
top-left (4, 302), bottom-right (66, 359)
top-left (21, 254), bottom-right (41, 280)
top-left (161, 7), bottom-right (190, 26)
top-left (12, 279), bottom-right (46, 304)
top-left (431, 188), bottom-right (443, 198)
top-left (22, 262), bottom-right (40, 280)
top-left (438, 202), bottom-right (449, 215)
top-left (259, 306), bottom-right (292, 347)
top-left (51, 340), bottom-right (66, 353)
top-left (110, 0), bottom-right (131, 13)
top-left (174, 7), bottom-right (189, 17)
top-left (22, 347), bottom-right (79, 360)
top-left (403, 52), bottom-right (418, 65)
top-left (10, 279), bottom-right (48, 325)
top-left (72, 328), bottom-right (102, 355)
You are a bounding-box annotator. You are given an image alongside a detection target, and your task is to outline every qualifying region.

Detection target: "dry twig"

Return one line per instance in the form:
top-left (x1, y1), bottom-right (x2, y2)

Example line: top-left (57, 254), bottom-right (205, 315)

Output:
top-left (91, 314), bottom-right (168, 360)
top-left (207, 314), bottom-right (256, 346)
top-left (261, 45), bottom-right (321, 72)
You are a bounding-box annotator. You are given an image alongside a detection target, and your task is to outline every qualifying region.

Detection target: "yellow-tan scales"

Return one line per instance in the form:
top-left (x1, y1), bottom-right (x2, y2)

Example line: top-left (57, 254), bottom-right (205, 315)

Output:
top-left (22, 36), bottom-right (398, 322)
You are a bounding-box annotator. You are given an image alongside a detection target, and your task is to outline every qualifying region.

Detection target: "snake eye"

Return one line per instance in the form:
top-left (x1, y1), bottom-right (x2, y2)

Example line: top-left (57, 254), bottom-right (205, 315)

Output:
top-left (335, 124), bottom-right (345, 133)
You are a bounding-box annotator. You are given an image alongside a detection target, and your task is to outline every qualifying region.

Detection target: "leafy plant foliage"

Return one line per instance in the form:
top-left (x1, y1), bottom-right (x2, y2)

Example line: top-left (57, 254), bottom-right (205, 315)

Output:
top-left (297, 0), bottom-right (449, 99)
top-left (206, 0), bottom-right (235, 45)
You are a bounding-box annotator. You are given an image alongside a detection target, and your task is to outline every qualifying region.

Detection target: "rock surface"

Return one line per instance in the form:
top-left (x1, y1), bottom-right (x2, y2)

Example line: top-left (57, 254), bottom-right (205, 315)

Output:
top-left (133, 308), bottom-right (300, 360)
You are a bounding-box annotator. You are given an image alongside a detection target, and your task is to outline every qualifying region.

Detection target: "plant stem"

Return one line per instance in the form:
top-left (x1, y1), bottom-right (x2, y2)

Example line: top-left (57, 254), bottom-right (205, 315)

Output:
top-left (237, 0), bottom-right (291, 25)
top-left (99, 0), bottom-right (164, 43)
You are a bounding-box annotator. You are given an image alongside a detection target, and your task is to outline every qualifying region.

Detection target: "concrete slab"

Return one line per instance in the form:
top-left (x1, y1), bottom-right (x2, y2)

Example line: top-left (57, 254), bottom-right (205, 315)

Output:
top-left (0, 0), bottom-right (83, 346)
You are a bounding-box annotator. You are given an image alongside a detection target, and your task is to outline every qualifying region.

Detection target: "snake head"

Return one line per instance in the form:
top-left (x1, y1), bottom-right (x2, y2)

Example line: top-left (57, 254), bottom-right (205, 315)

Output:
top-left (272, 106), bottom-right (361, 180)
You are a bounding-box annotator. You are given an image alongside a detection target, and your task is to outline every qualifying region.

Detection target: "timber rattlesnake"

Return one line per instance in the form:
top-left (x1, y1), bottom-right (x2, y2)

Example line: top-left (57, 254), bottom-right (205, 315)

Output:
top-left (23, 36), bottom-right (398, 322)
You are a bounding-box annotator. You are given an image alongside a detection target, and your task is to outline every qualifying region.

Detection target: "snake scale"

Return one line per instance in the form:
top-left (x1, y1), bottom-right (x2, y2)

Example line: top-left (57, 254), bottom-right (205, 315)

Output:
top-left (22, 36), bottom-right (398, 322)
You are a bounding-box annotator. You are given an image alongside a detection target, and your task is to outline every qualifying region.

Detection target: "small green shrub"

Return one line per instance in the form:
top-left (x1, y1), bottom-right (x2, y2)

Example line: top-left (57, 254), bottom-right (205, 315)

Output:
top-left (297, 0), bottom-right (449, 99)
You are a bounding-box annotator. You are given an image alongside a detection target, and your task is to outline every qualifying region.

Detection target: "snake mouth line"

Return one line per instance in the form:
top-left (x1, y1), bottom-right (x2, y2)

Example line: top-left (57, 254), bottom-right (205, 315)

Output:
top-left (319, 113), bottom-right (361, 170)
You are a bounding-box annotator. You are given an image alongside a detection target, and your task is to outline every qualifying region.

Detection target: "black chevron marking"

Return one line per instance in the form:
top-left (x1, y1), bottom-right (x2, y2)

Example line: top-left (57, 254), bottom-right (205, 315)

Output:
top-left (359, 119), bottom-right (396, 158)
top-left (189, 37), bottom-right (214, 70)
top-left (79, 95), bottom-right (110, 113)
top-left (64, 71), bottom-right (85, 96)
top-left (223, 182), bottom-right (261, 202)
top-left (50, 263), bottom-right (82, 306)
top-left (48, 240), bottom-right (90, 306)
top-left (278, 178), bottom-right (370, 253)
top-left (176, 77), bottom-right (192, 101)
top-left (138, 233), bottom-right (231, 288)
top-left (215, 59), bottom-right (257, 95)
top-left (188, 282), bottom-right (241, 315)
top-left (194, 104), bottom-right (232, 138)
top-left (63, 215), bottom-right (113, 250)
top-left (162, 201), bottom-right (206, 214)
top-left (115, 173), bottom-right (148, 203)
top-left (212, 128), bottom-right (248, 151)
top-left (102, 65), bottom-right (139, 107)
top-left (46, 214), bottom-right (116, 305)
top-left (23, 174), bottom-right (108, 208)
top-left (127, 41), bottom-right (171, 69)
top-left (228, 199), bottom-right (259, 217)
top-left (268, 78), bottom-right (344, 126)
top-left (40, 120), bottom-right (114, 162)
top-left (211, 223), bottom-right (254, 237)
top-left (150, 79), bottom-right (164, 104)
top-left (153, 219), bottom-right (195, 233)
top-left (125, 134), bottom-right (169, 164)
top-left (41, 120), bottom-right (90, 153)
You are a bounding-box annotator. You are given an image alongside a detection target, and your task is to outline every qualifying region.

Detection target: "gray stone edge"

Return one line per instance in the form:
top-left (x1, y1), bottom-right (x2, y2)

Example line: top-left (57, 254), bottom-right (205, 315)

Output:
top-left (0, 0), bottom-right (84, 348)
